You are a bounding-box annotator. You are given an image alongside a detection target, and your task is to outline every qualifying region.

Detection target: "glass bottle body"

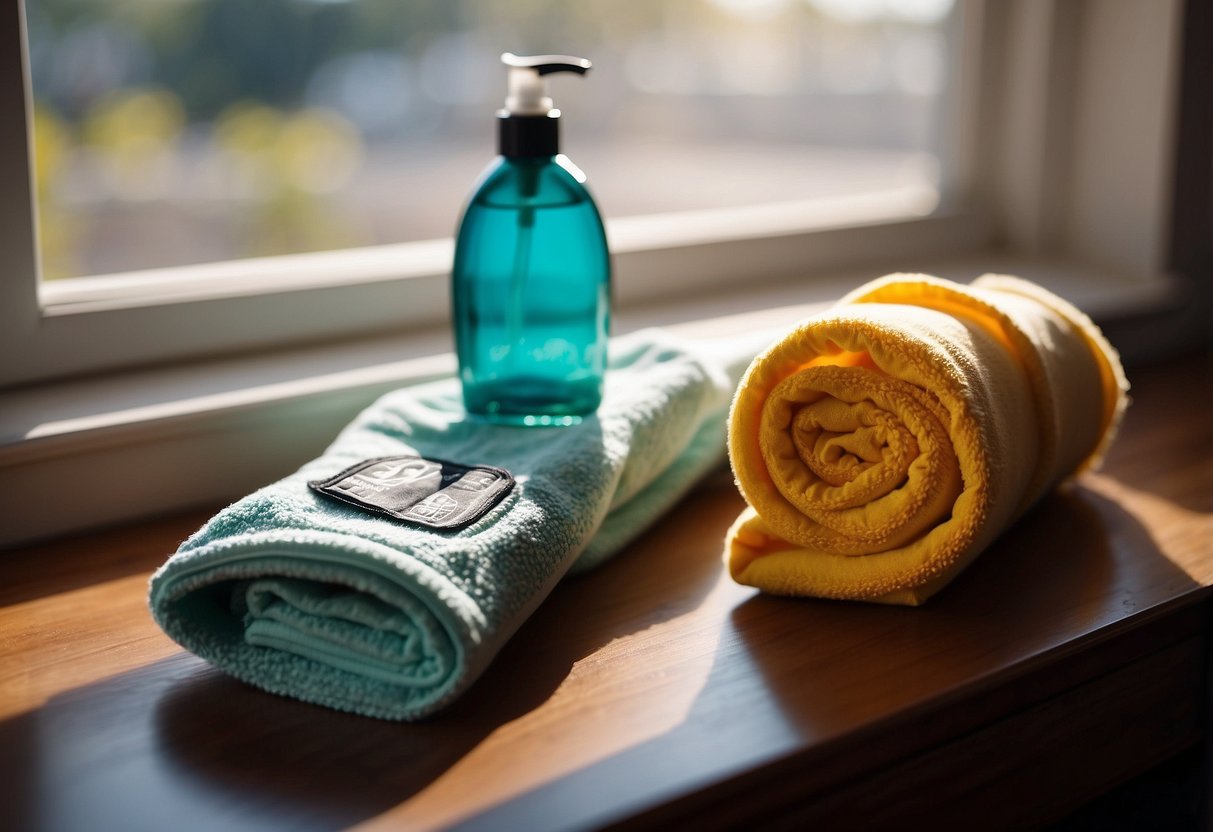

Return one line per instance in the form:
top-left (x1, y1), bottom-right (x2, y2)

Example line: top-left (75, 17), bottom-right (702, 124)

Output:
top-left (452, 155), bottom-right (610, 425)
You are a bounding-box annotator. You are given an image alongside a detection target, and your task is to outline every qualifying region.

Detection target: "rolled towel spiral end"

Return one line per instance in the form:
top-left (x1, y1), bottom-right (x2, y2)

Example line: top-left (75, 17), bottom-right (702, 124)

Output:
top-left (725, 273), bottom-right (1126, 605)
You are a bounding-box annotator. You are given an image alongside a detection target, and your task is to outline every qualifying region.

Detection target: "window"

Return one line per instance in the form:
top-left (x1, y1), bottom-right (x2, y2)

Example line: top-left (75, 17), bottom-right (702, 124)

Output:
top-left (2, 0), bottom-right (974, 386)
top-left (1, 0), bottom-right (1199, 547)
top-left (29, 0), bottom-right (953, 278)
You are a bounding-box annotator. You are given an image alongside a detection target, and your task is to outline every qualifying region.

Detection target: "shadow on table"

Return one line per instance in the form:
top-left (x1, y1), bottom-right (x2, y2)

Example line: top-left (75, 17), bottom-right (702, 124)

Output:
top-left (442, 483), bottom-right (1204, 831)
top-left (725, 482), bottom-right (1199, 730)
top-left (717, 483), bottom-right (1205, 827)
top-left (0, 653), bottom-right (453, 832)
top-left (0, 485), bottom-right (735, 832)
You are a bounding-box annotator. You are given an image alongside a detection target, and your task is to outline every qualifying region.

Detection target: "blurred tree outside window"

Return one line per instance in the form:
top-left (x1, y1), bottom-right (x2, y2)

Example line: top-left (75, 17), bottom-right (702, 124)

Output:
top-left (27, 0), bottom-right (955, 280)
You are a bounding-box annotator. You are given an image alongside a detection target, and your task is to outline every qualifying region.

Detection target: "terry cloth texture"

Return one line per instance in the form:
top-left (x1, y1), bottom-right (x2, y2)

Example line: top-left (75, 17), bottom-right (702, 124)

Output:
top-left (150, 329), bottom-right (757, 721)
top-left (726, 273), bottom-right (1128, 606)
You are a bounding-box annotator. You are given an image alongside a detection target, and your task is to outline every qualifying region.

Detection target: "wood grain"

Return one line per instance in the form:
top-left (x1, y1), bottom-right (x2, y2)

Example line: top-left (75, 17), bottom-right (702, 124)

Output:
top-left (0, 352), bottom-right (1209, 831)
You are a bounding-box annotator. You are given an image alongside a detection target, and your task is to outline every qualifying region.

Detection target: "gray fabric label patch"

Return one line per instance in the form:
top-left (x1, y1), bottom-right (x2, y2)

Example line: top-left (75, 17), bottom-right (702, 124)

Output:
top-left (308, 455), bottom-right (514, 531)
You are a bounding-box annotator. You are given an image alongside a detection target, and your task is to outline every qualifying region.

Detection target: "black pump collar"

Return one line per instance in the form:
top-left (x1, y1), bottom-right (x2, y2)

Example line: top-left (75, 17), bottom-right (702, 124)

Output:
top-left (497, 110), bottom-right (560, 158)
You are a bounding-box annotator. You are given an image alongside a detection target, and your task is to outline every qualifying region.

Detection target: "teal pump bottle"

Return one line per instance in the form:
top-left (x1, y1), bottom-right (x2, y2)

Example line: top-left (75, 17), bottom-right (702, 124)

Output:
top-left (452, 53), bottom-right (610, 426)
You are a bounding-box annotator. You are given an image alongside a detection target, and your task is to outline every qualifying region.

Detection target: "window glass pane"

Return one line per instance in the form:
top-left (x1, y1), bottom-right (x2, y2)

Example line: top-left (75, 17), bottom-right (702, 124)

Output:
top-left (27, 0), bottom-right (955, 279)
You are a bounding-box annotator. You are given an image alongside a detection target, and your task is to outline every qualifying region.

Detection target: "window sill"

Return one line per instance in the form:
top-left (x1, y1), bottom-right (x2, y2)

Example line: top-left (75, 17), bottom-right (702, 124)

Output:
top-left (0, 251), bottom-right (1199, 549)
top-left (9, 189), bottom-right (955, 387)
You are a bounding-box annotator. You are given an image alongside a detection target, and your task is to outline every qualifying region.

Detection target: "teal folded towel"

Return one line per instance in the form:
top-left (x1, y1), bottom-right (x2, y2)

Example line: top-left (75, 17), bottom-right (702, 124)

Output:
top-left (149, 329), bottom-right (752, 720)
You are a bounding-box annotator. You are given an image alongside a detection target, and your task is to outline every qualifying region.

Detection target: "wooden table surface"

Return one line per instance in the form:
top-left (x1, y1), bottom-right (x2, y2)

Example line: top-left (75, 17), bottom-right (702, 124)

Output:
top-left (1, 352), bottom-right (1210, 831)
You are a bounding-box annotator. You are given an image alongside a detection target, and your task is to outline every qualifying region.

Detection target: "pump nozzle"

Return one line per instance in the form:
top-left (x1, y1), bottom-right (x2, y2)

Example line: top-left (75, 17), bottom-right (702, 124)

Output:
top-left (501, 53), bottom-right (592, 116)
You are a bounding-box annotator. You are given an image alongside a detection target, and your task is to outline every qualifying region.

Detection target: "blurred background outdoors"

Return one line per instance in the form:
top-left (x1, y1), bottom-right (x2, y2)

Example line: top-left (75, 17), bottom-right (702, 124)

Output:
top-left (26, 0), bottom-right (955, 280)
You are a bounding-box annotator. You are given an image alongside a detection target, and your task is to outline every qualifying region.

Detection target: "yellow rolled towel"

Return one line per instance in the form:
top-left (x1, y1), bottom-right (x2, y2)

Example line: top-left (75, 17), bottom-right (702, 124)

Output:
top-left (725, 273), bottom-right (1128, 605)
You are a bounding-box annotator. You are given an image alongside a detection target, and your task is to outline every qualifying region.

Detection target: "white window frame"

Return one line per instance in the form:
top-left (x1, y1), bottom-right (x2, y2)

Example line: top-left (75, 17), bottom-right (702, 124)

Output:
top-left (0, 0), bottom-right (1199, 546)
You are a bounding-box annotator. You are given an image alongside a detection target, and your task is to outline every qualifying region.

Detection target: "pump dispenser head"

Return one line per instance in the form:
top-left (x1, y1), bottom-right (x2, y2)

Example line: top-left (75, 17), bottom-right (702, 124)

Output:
top-left (497, 53), bottom-right (591, 158)
top-left (502, 52), bottom-right (591, 115)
